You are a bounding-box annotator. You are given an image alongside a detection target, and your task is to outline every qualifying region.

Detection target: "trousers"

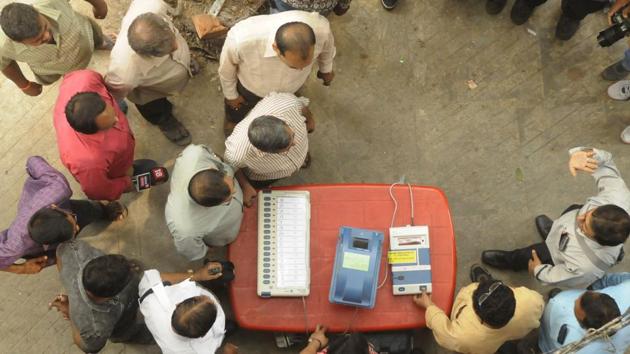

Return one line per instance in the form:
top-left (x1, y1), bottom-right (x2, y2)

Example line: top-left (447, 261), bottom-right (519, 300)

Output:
top-left (525, 0), bottom-right (607, 20)
top-left (135, 97), bottom-right (173, 126)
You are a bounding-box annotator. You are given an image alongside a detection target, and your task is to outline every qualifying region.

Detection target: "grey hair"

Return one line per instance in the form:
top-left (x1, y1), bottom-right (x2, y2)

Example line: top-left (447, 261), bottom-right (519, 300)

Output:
top-left (247, 116), bottom-right (292, 153)
top-left (127, 13), bottom-right (174, 57)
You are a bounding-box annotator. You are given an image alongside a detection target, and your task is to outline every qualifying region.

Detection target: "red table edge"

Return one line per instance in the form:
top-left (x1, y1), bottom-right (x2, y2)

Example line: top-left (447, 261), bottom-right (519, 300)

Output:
top-left (227, 183), bottom-right (458, 333)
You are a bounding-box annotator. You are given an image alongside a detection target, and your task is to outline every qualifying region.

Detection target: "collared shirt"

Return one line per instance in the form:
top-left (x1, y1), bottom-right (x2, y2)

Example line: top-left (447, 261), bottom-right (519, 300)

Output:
top-left (139, 269), bottom-right (226, 354)
top-left (58, 240), bottom-right (141, 353)
top-left (278, 0), bottom-right (352, 12)
top-left (533, 147), bottom-right (627, 288)
top-left (165, 144), bottom-right (244, 261)
top-left (224, 92), bottom-right (309, 181)
top-left (0, 156), bottom-right (71, 268)
top-left (105, 0), bottom-right (191, 105)
top-left (425, 283), bottom-right (545, 354)
top-left (538, 273), bottom-right (630, 353)
top-left (0, 0), bottom-right (94, 78)
top-left (218, 10), bottom-right (336, 100)
top-left (53, 70), bottom-right (135, 201)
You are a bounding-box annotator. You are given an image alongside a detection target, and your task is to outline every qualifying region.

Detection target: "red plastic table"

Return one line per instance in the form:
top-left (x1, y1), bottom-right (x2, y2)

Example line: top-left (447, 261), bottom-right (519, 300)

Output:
top-left (228, 184), bottom-right (456, 333)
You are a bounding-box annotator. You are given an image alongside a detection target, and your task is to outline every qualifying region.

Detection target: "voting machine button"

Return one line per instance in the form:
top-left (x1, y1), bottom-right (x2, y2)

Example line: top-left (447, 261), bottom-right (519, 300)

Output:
top-left (263, 275), bottom-right (270, 279)
top-left (420, 285), bottom-right (427, 292)
top-left (264, 208), bottom-right (270, 212)
top-left (263, 258), bottom-right (270, 262)
top-left (264, 247), bottom-right (270, 251)
top-left (263, 263), bottom-right (270, 267)
top-left (264, 241), bottom-right (270, 245)
top-left (264, 236), bottom-right (270, 240)
top-left (263, 280), bottom-right (270, 284)
top-left (398, 287), bottom-right (405, 292)
top-left (264, 230), bottom-right (270, 234)
top-left (264, 219), bottom-right (270, 223)
top-left (263, 269), bottom-right (270, 273)
top-left (264, 252), bottom-right (270, 256)
top-left (264, 213), bottom-right (271, 217)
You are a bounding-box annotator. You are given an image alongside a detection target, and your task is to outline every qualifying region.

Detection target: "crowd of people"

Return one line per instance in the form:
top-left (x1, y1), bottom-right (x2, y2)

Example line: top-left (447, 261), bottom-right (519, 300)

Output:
top-left (0, 0), bottom-right (628, 353)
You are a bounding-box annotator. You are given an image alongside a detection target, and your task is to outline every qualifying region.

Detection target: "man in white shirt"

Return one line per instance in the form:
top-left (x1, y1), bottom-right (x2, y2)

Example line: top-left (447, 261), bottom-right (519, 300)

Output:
top-left (218, 10), bottom-right (335, 135)
top-left (138, 263), bottom-right (229, 354)
top-left (165, 144), bottom-right (256, 261)
top-left (106, 0), bottom-right (192, 146)
top-left (224, 92), bottom-right (312, 188)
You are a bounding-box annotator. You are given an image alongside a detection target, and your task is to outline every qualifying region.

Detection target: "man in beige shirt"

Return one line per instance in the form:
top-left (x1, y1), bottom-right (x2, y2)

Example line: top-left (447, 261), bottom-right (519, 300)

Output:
top-left (224, 92), bottom-right (313, 188)
top-left (105, 0), bottom-right (191, 146)
top-left (0, 0), bottom-right (111, 96)
top-left (218, 10), bottom-right (335, 135)
top-left (414, 265), bottom-right (544, 354)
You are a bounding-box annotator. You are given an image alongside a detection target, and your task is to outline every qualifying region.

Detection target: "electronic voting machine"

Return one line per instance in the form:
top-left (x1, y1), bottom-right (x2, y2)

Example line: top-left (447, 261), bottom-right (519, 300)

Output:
top-left (388, 225), bottom-right (432, 295)
top-left (257, 190), bottom-right (311, 297)
top-left (329, 227), bottom-right (383, 308)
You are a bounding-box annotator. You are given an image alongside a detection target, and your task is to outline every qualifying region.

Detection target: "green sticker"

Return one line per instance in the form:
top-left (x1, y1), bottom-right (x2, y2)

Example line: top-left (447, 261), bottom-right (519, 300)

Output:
top-left (342, 252), bottom-right (370, 272)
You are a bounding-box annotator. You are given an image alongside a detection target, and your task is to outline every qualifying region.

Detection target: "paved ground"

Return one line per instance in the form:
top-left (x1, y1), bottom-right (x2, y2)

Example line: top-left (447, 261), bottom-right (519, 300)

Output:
top-left (0, 0), bottom-right (629, 353)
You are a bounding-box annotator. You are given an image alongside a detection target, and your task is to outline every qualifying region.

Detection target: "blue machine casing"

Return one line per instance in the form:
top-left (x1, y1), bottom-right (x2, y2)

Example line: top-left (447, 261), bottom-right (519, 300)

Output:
top-left (329, 226), bottom-right (384, 309)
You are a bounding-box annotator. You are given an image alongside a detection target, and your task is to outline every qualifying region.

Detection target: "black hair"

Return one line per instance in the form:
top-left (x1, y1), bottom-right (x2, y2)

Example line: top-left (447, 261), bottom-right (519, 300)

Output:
top-left (188, 169), bottom-right (230, 207)
top-left (28, 207), bottom-right (74, 245)
top-left (128, 13), bottom-right (174, 57)
top-left (578, 291), bottom-right (620, 329)
top-left (274, 21), bottom-right (316, 59)
top-left (327, 333), bottom-right (371, 354)
top-left (248, 116), bottom-right (292, 153)
top-left (171, 295), bottom-right (218, 338)
top-left (82, 255), bottom-right (132, 298)
top-left (0, 3), bottom-right (41, 42)
top-left (591, 204), bottom-right (630, 246)
top-left (65, 92), bottom-right (106, 134)
top-left (472, 279), bottom-right (516, 328)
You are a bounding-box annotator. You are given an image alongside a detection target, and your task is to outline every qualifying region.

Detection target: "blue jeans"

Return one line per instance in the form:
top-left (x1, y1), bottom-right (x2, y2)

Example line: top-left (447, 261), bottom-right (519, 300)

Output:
top-left (622, 48), bottom-right (630, 71)
top-left (271, 0), bottom-right (332, 15)
top-left (588, 272), bottom-right (630, 290)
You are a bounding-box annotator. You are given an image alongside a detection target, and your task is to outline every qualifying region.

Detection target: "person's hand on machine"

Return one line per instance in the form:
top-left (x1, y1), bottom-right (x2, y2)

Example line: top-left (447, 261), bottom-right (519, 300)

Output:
top-left (412, 291), bottom-right (434, 309)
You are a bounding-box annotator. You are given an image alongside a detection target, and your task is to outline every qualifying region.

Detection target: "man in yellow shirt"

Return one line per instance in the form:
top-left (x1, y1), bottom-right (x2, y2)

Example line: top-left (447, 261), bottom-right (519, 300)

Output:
top-left (413, 265), bottom-right (544, 354)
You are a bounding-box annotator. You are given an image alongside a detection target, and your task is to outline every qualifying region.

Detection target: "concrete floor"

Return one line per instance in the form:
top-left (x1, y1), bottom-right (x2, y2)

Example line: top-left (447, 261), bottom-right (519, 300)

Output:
top-left (1, 0), bottom-right (630, 353)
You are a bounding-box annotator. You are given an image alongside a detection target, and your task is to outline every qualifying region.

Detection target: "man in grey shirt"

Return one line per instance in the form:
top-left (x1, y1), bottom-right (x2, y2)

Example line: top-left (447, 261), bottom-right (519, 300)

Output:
top-left (165, 144), bottom-right (256, 261)
top-left (50, 240), bottom-right (152, 352)
top-left (482, 147), bottom-right (629, 288)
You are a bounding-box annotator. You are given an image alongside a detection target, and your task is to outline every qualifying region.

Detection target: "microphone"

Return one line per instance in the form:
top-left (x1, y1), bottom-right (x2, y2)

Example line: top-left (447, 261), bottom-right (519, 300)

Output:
top-left (133, 167), bottom-right (169, 192)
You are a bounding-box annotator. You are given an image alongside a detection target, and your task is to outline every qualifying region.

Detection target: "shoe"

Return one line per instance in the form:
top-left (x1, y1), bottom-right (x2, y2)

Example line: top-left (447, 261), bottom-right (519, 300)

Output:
top-left (602, 60), bottom-right (630, 81)
top-left (555, 13), bottom-right (580, 41)
top-left (486, 0), bottom-right (507, 15)
top-left (159, 115), bottom-right (191, 146)
top-left (481, 250), bottom-right (511, 269)
top-left (381, 0), bottom-right (399, 10)
top-left (510, 0), bottom-right (535, 25)
top-left (535, 215), bottom-right (553, 240)
top-left (470, 264), bottom-right (492, 283)
top-left (621, 126), bottom-right (630, 144)
top-left (608, 80), bottom-right (630, 101)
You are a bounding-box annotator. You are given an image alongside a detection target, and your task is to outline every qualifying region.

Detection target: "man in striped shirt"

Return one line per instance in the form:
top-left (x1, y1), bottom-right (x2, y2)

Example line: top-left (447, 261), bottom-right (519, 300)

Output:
top-left (224, 92), bottom-right (313, 188)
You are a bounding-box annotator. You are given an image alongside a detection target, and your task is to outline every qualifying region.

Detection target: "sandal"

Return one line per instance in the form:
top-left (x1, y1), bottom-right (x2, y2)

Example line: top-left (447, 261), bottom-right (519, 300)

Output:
top-left (100, 201), bottom-right (128, 221)
top-left (159, 116), bottom-right (192, 146)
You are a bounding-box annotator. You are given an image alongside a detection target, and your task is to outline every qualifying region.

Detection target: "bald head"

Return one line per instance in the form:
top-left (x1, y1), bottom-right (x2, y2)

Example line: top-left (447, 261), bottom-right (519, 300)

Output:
top-left (128, 13), bottom-right (175, 57)
top-left (172, 295), bottom-right (218, 338)
top-left (274, 21), bottom-right (315, 66)
top-left (188, 169), bottom-right (230, 207)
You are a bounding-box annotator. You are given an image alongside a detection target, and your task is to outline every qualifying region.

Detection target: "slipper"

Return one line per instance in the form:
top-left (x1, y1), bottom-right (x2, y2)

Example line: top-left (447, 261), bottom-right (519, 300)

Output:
top-left (97, 33), bottom-right (117, 50)
top-left (100, 201), bottom-right (128, 221)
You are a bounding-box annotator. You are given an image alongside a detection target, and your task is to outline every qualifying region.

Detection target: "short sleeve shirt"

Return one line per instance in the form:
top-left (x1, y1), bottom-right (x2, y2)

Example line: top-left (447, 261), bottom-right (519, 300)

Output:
top-left (58, 240), bottom-right (140, 353)
top-left (0, 0), bottom-right (95, 77)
